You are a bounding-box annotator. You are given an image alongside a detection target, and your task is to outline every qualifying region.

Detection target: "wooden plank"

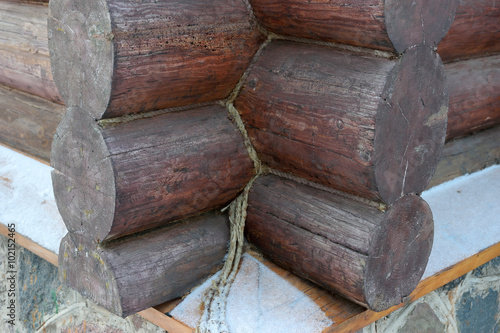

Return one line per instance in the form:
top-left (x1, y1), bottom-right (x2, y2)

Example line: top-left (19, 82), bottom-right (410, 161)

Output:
top-left (438, 0), bottom-right (500, 62)
top-left (0, 1), bottom-right (62, 103)
top-left (445, 55), bottom-right (500, 140)
top-left (245, 175), bottom-right (434, 312)
top-left (428, 126), bottom-right (500, 188)
top-left (51, 106), bottom-right (254, 242)
top-left (250, 0), bottom-right (458, 53)
top-left (235, 41), bottom-right (447, 204)
top-left (48, 0), bottom-right (264, 119)
top-left (0, 85), bottom-right (65, 162)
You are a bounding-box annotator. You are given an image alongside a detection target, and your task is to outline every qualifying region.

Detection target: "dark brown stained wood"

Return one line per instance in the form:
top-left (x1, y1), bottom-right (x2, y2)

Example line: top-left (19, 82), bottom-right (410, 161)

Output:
top-left (445, 55), bottom-right (500, 140)
top-left (48, 0), bottom-right (264, 119)
top-left (0, 1), bottom-right (62, 103)
top-left (59, 213), bottom-right (230, 317)
top-left (51, 106), bottom-right (254, 242)
top-left (438, 0), bottom-right (500, 62)
top-left (250, 0), bottom-right (458, 53)
top-left (0, 85), bottom-right (65, 162)
top-left (428, 126), bottom-right (500, 188)
top-left (245, 175), bottom-right (434, 312)
top-left (235, 41), bottom-right (448, 204)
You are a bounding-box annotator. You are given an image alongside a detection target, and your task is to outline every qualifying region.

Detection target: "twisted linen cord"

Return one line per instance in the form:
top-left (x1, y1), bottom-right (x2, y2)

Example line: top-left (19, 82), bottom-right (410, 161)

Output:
top-left (196, 102), bottom-right (264, 333)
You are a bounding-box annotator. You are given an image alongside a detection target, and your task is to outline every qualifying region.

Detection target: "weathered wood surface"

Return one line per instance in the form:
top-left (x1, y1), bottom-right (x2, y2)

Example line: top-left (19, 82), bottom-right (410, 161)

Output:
top-left (0, 1), bottom-right (62, 103)
top-left (250, 0), bottom-right (458, 53)
top-left (235, 41), bottom-right (448, 204)
top-left (438, 0), bottom-right (500, 62)
top-left (51, 106), bottom-right (253, 242)
top-left (48, 0), bottom-right (264, 119)
top-left (245, 175), bottom-right (434, 312)
top-left (428, 126), bottom-right (500, 188)
top-left (0, 85), bottom-right (65, 162)
top-left (59, 213), bottom-right (230, 317)
top-left (446, 55), bottom-right (500, 140)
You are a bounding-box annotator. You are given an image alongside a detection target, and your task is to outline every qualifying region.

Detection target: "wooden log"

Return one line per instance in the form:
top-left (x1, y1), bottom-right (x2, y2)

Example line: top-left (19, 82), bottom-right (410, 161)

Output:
top-left (0, 85), bottom-right (65, 162)
top-left (51, 106), bottom-right (254, 242)
top-left (438, 0), bottom-right (500, 62)
top-left (0, 1), bottom-right (62, 103)
top-left (245, 175), bottom-right (434, 312)
top-left (428, 126), bottom-right (500, 188)
top-left (59, 213), bottom-right (230, 317)
top-left (235, 41), bottom-right (448, 204)
top-left (48, 0), bottom-right (264, 119)
top-left (446, 55), bottom-right (500, 140)
top-left (250, 0), bottom-right (458, 53)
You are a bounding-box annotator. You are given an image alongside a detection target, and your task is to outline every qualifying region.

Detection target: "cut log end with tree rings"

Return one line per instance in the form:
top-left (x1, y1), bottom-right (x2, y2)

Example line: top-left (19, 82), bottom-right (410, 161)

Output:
top-left (48, 0), bottom-right (264, 119)
top-left (235, 42), bottom-right (448, 204)
top-left (245, 175), bottom-right (434, 312)
top-left (59, 213), bottom-right (230, 317)
top-left (51, 106), bottom-right (254, 242)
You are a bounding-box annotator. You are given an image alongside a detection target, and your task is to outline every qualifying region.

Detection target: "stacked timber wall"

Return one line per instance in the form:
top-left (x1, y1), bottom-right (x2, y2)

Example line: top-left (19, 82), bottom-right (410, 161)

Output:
top-left (1, 0), bottom-right (498, 324)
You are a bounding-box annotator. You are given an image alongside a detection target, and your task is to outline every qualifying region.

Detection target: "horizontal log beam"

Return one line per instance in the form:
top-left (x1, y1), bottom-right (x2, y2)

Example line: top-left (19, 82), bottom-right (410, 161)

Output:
top-left (0, 1), bottom-right (62, 103)
top-left (0, 85), bottom-right (65, 162)
top-left (235, 41), bottom-right (448, 204)
top-left (245, 175), bottom-right (434, 312)
top-left (250, 0), bottom-right (458, 53)
top-left (438, 0), bottom-right (500, 62)
top-left (446, 55), bottom-right (500, 140)
top-left (59, 213), bottom-right (229, 317)
top-left (48, 0), bottom-right (264, 119)
top-left (428, 126), bottom-right (500, 188)
top-left (51, 106), bottom-right (254, 242)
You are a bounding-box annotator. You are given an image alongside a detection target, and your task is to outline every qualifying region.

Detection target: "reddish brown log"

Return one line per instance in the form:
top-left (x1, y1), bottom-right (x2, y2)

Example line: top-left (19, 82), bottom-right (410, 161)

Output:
top-left (0, 85), bottom-right (65, 162)
top-left (48, 0), bottom-right (264, 119)
top-left (438, 0), bottom-right (500, 62)
top-left (0, 2), bottom-right (62, 103)
top-left (51, 106), bottom-right (253, 242)
top-left (235, 41), bottom-right (448, 204)
top-left (446, 55), bottom-right (500, 140)
top-left (250, 0), bottom-right (458, 53)
top-left (59, 213), bottom-right (229, 317)
top-left (429, 126), bottom-right (500, 188)
top-left (245, 175), bottom-right (434, 312)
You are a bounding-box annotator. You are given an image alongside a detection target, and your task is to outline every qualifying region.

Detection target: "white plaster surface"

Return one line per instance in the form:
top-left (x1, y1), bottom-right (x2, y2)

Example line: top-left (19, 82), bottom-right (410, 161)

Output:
top-left (421, 164), bottom-right (500, 278)
top-left (0, 145), bottom-right (66, 254)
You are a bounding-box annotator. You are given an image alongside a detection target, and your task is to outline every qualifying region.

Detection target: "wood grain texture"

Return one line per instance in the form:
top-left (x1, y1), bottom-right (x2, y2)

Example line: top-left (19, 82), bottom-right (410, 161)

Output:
top-left (0, 1), bottom-right (62, 103)
top-left (438, 0), bottom-right (500, 62)
top-left (245, 175), bottom-right (434, 312)
top-left (446, 55), bottom-right (500, 140)
top-left (235, 41), bottom-right (448, 204)
top-left (48, 0), bottom-right (264, 119)
top-left (51, 106), bottom-right (254, 242)
top-left (0, 85), bottom-right (65, 162)
top-left (428, 126), bottom-right (500, 188)
top-left (59, 213), bottom-right (230, 317)
top-left (250, 0), bottom-right (458, 53)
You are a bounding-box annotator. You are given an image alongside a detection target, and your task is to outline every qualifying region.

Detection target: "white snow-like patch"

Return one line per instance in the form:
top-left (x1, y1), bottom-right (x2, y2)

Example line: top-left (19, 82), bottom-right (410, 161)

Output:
top-left (171, 254), bottom-right (333, 333)
top-left (0, 145), bottom-right (66, 254)
top-left (421, 164), bottom-right (500, 278)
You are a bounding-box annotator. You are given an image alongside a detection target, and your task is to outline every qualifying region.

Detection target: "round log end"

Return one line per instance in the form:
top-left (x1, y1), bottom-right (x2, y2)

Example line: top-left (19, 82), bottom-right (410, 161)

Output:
top-left (374, 46), bottom-right (448, 204)
top-left (59, 234), bottom-right (123, 316)
top-left (51, 107), bottom-right (115, 242)
top-left (385, 0), bottom-right (459, 53)
top-left (48, 0), bottom-right (113, 118)
top-left (364, 194), bottom-right (433, 311)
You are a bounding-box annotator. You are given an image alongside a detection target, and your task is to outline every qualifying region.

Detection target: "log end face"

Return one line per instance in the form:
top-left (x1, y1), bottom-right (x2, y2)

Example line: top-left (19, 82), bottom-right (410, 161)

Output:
top-left (385, 0), bottom-right (459, 52)
top-left (365, 194), bottom-right (434, 311)
top-left (48, 0), bottom-right (112, 118)
top-left (374, 46), bottom-right (448, 204)
top-left (51, 107), bottom-right (115, 242)
top-left (58, 234), bottom-right (123, 316)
